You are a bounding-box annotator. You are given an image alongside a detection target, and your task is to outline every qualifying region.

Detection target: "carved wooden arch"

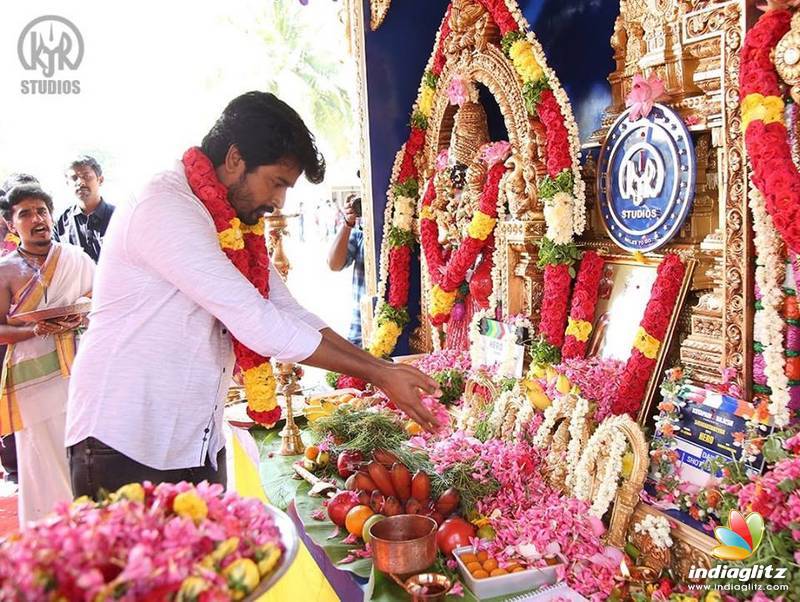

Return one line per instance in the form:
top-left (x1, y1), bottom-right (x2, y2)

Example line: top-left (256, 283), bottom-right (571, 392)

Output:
top-left (422, 45), bottom-right (544, 208)
top-left (606, 417), bottom-right (649, 549)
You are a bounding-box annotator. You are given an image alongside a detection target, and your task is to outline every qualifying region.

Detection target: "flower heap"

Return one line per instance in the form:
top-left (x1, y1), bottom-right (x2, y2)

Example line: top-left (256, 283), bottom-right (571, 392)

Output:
top-left (463, 439), bottom-right (621, 597)
top-left (612, 254), bottom-right (686, 417)
top-left (420, 148), bottom-right (510, 325)
top-left (0, 481), bottom-right (284, 601)
top-left (183, 148), bottom-right (280, 427)
top-left (549, 356), bottom-right (627, 422)
top-left (561, 251), bottom-right (605, 359)
top-left (740, 8), bottom-right (800, 254)
top-left (369, 0), bottom-right (583, 357)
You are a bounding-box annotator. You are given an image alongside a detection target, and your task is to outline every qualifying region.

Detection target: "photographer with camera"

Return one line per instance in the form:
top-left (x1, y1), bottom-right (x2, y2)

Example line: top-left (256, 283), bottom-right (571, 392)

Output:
top-left (327, 193), bottom-right (365, 346)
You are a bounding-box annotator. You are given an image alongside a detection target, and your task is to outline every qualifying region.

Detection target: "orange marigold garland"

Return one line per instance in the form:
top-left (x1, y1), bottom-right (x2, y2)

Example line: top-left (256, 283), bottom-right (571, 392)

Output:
top-left (183, 147), bottom-right (281, 427)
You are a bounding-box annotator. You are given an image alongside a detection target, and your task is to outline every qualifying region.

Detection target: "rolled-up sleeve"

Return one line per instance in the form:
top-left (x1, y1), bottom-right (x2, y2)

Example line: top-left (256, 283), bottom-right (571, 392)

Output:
top-left (127, 194), bottom-right (322, 363)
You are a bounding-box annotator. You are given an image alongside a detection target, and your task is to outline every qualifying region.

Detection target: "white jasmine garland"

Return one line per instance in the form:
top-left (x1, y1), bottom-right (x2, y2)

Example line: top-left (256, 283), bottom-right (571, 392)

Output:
top-left (533, 393), bottom-right (574, 447)
top-left (513, 396), bottom-right (536, 439)
top-left (544, 192), bottom-right (574, 245)
top-left (749, 183), bottom-right (789, 427)
top-left (634, 514), bottom-right (673, 550)
top-left (564, 395), bottom-right (591, 491)
top-left (573, 414), bottom-right (632, 518)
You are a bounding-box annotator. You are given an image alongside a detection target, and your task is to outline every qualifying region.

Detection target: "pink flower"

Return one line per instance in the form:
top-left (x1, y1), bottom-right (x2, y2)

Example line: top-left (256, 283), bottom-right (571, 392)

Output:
top-left (449, 581), bottom-right (464, 597)
top-left (480, 141), bottom-right (512, 166)
top-left (625, 73), bottom-right (666, 121)
top-left (447, 76), bottom-right (469, 106)
top-left (435, 149), bottom-right (450, 172)
top-left (588, 515), bottom-right (606, 537)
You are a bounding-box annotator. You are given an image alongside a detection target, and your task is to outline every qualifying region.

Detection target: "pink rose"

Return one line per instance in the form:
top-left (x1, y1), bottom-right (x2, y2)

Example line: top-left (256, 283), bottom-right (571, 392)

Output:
top-left (625, 73), bottom-right (666, 121)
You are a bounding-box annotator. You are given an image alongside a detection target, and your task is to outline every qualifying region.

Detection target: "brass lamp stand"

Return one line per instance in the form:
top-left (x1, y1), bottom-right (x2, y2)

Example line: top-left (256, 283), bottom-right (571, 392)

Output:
top-left (277, 361), bottom-right (305, 456)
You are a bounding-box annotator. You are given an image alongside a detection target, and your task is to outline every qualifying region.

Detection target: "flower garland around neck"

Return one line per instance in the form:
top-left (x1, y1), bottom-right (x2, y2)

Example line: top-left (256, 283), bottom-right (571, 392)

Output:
top-left (420, 146), bottom-right (510, 326)
top-left (740, 8), bottom-right (800, 254)
top-left (611, 253), bottom-right (686, 417)
top-left (182, 147), bottom-right (280, 428)
top-left (368, 0), bottom-right (584, 358)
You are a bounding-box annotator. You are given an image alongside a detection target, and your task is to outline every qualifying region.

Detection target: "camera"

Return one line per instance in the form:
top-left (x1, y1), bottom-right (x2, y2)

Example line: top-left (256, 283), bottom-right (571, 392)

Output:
top-left (351, 196), bottom-right (362, 218)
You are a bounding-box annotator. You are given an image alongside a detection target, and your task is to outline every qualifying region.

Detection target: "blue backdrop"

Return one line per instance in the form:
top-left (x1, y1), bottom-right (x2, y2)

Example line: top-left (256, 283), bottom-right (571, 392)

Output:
top-left (364, 0), bottom-right (617, 353)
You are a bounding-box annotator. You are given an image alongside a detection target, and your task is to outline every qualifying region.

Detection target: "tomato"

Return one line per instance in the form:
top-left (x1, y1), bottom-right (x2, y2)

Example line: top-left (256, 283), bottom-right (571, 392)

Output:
top-left (436, 517), bottom-right (476, 556)
top-left (345, 504), bottom-right (375, 537)
top-left (327, 491), bottom-right (360, 527)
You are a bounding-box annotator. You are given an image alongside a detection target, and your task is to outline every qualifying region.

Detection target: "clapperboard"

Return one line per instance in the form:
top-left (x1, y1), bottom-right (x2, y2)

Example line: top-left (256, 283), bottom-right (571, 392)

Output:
top-left (477, 318), bottom-right (530, 378)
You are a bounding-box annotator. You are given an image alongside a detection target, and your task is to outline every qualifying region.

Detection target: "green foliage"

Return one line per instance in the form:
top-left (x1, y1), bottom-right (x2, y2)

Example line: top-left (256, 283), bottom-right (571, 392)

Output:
top-left (377, 303), bottom-right (410, 327)
top-left (529, 336), bottom-right (561, 366)
top-left (522, 78), bottom-right (551, 115)
top-left (325, 371), bottom-right (340, 389)
top-left (537, 237), bottom-right (580, 273)
top-left (500, 31), bottom-right (525, 56)
top-left (310, 407), bottom-right (409, 456)
top-left (499, 377), bottom-right (517, 392)
top-left (538, 169), bottom-right (575, 200)
top-left (432, 369), bottom-right (465, 405)
top-left (386, 225), bottom-right (416, 249)
top-left (393, 178), bottom-right (420, 199)
top-left (410, 111), bottom-right (429, 130)
top-left (229, 1), bottom-right (355, 159)
top-left (423, 70), bottom-right (438, 90)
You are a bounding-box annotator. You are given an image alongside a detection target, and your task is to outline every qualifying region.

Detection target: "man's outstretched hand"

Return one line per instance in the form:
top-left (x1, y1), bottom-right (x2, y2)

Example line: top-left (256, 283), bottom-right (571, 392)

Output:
top-left (375, 363), bottom-right (442, 432)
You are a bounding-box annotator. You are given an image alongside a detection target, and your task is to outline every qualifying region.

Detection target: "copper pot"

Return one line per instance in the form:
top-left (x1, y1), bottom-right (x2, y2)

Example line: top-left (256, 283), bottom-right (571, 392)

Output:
top-left (404, 573), bottom-right (452, 602)
top-left (368, 514), bottom-right (438, 575)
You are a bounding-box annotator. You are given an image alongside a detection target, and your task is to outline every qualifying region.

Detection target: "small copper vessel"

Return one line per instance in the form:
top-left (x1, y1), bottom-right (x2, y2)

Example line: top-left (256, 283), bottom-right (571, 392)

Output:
top-left (368, 515), bottom-right (437, 575)
top-left (404, 573), bottom-right (452, 602)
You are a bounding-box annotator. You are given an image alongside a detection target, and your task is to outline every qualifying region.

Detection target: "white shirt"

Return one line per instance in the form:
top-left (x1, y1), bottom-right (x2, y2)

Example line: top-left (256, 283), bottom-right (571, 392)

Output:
top-left (65, 162), bottom-right (324, 470)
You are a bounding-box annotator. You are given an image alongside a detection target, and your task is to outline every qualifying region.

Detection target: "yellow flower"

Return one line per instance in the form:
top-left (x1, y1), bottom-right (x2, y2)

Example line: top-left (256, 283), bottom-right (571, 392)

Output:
top-left (741, 93), bottom-right (785, 132)
top-left (429, 285), bottom-right (458, 317)
top-left (466, 211), bottom-right (497, 241)
top-left (509, 39), bottom-right (544, 83)
top-left (4, 232), bottom-right (20, 245)
top-left (254, 542), bottom-right (282, 576)
top-left (218, 217), bottom-right (245, 250)
top-left (176, 576), bottom-right (210, 601)
top-left (705, 592), bottom-right (722, 602)
top-left (71, 495), bottom-right (94, 509)
top-left (114, 483), bottom-right (145, 503)
top-left (633, 327), bottom-right (661, 360)
top-left (368, 320), bottom-right (402, 358)
top-left (556, 374), bottom-right (571, 395)
top-left (173, 490), bottom-right (208, 523)
top-left (200, 537), bottom-right (240, 569)
top-left (243, 362), bottom-right (277, 412)
top-left (418, 86), bottom-right (435, 117)
top-left (420, 206), bottom-right (435, 221)
top-left (565, 318), bottom-right (593, 342)
top-left (240, 217), bottom-right (265, 236)
top-left (224, 558), bottom-right (260, 600)
top-left (621, 451), bottom-right (634, 479)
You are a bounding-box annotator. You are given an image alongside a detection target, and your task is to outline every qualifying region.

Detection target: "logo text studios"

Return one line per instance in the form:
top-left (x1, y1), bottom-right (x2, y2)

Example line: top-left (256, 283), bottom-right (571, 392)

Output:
top-left (18, 15), bottom-right (83, 95)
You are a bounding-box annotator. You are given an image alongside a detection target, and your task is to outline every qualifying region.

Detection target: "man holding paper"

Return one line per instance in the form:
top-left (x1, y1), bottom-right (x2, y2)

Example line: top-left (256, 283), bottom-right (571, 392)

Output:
top-left (0, 184), bottom-right (94, 524)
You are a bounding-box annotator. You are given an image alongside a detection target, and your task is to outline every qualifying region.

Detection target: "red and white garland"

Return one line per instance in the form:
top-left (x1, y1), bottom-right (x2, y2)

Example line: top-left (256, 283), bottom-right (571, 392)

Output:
top-left (611, 254), bottom-right (686, 417)
top-left (369, 0), bottom-right (584, 358)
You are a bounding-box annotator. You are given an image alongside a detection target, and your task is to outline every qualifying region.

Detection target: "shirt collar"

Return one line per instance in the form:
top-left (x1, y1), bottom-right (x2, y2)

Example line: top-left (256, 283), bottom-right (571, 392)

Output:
top-left (71, 197), bottom-right (109, 219)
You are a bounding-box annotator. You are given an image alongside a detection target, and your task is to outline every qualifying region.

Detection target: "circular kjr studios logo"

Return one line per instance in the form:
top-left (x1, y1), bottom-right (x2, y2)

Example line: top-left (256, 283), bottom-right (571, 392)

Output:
top-left (17, 15), bottom-right (83, 95)
top-left (596, 103), bottom-right (696, 253)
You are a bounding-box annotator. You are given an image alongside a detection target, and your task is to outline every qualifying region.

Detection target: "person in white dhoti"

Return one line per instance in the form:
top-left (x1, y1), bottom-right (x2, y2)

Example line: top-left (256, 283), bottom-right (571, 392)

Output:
top-left (0, 184), bottom-right (94, 525)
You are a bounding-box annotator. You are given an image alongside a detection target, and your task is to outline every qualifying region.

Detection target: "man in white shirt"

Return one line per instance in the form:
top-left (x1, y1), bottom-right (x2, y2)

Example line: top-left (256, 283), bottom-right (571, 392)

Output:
top-left (65, 92), bottom-right (438, 496)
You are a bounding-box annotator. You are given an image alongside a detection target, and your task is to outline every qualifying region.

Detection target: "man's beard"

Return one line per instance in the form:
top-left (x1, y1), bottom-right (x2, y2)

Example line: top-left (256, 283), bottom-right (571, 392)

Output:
top-left (228, 176), bottom-right (271, 225)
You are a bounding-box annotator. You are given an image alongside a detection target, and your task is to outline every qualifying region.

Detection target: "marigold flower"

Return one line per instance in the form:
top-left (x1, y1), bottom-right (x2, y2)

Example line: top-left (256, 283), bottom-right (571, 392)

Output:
top-left (218, 218), bottom-right (245, 250)
top-left (509, 39), bottom-right (544, 83)
top-left (741, 93), bottom-right (785, 131)
top-left (466, 211), bottom-right (497, 241)
top-left (632, 327), bottom-right (661, 359)
top-left (173, 490), bottom-right (208, 524)
top-left (242, 363), bottom-right (278, 412)
top-left (418, 86), bottom-right (436, 117)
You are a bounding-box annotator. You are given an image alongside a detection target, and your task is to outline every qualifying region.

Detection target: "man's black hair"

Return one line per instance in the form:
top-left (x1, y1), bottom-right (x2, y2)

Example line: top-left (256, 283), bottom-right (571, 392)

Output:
top-left (68, 155), bottom-right (103, 178)
top-left (0, 173), bottom-right (39, 196)
top-left (201, 91), bottom-right (326, 184)
top-left (0, 184), bottom-right (54, 222)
